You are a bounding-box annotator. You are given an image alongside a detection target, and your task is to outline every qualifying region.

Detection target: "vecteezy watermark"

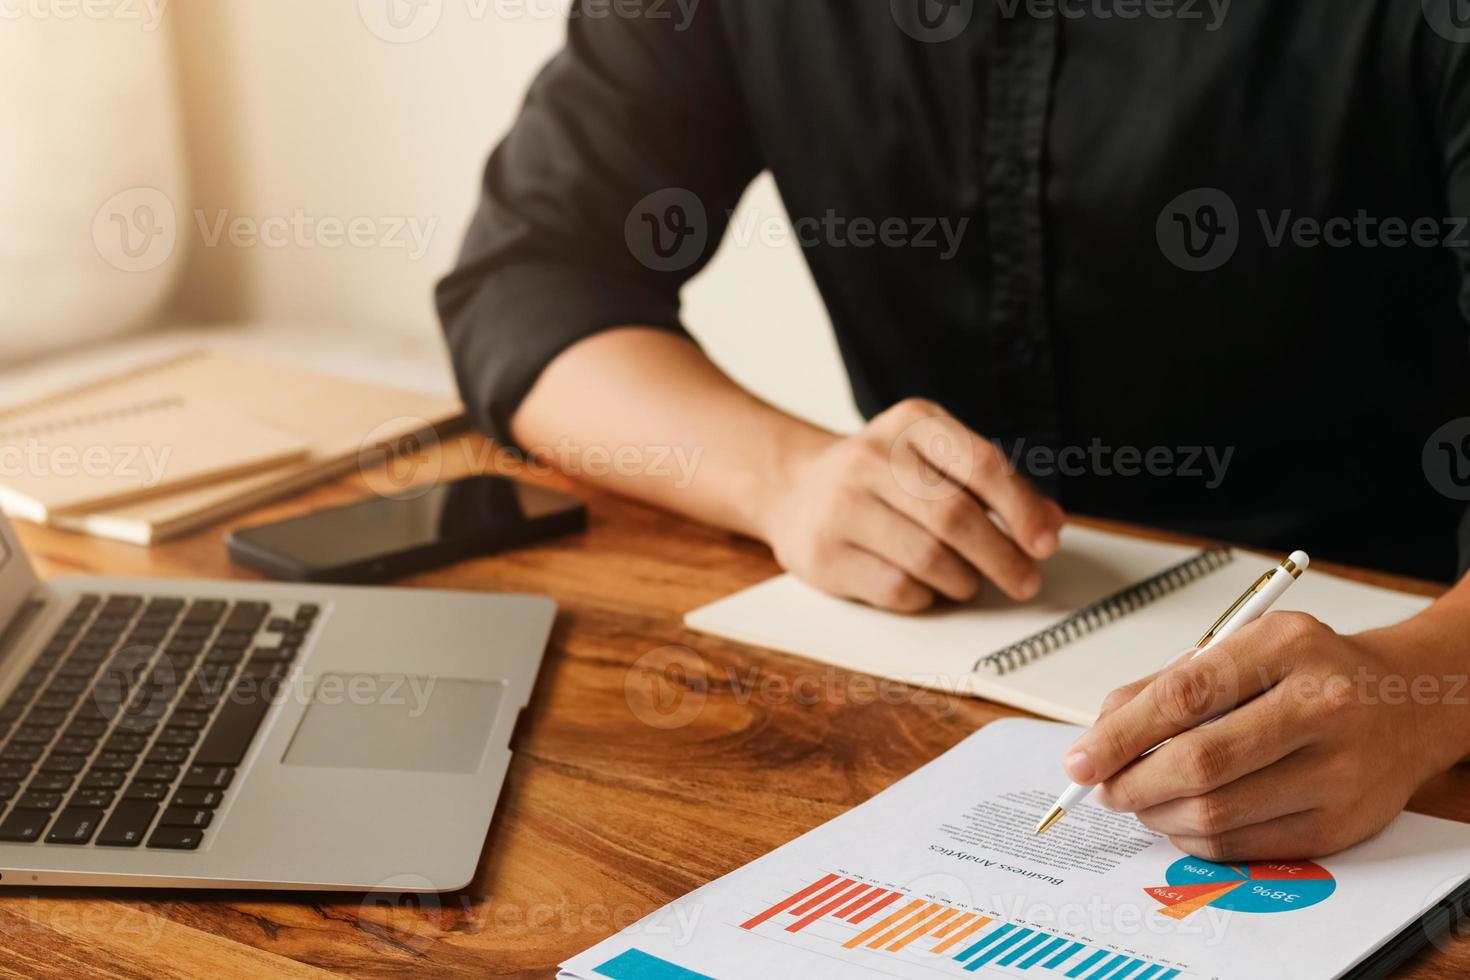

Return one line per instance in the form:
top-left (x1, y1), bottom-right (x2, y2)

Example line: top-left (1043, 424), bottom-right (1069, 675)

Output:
top-left (93, 189), bottom-right (438, 272)
top-left (1158, 187), bottom-right (1470, 272)
top-left (358, 418), bottom-right (445, 501)
top-left (360, 874), bottom-right (445, 953)
top-left (0, 0), bottom-right (169, 30)
top-left (353, 428), bottom-right (704, 503)
top-left (884, 414), bottom-right (1236, 499)
top-left (625, 645), bottom-right (710, 730)
top-left (359, 883), bottom-right (694, 955)
top-left (358, 0), bottom-right (444, 42)
top-left (7, 896), bottom-right (169, 945)
top-left (1340, 667), bottom-right (1470, 707)
top-left (461, 438), bottom-right (704, 490)
top-left (93, 187), bottom-right (178, 274)
top-left (1423, 417), bottom-right (1470, 501)
top-left (726, 208), bottom-right (970, 262)
top-left (891, 0), bottom-right (975, 43)
top-left (93, 660), bottom-right (442, 736)
top-left (1156, 187), bottom-right (1240, 272)
top-left (1257, 211), bottom-right (1470, 251)
top-left (1419, 872), bottom-right (1470, 956)
top-left (624, 188), bottom-right (709, 273)
top-left (721, 665), bottom-right (962, 716)
top-left (996, 0), bottom-right (1231, 31)
top-left (623, 644), bottom-right (963, 730)
top-left (1007, 438), bottom-right (1235, 489)
top-left (357, 0), bottom-right (700, 43)
top-left (889, 414), bottom-right (976, 503)
top-left (625, 189), bottom-right (970, 273)
top-left (194, 209), bottom-right (437, 261)
top-left (0, 437), bottom-right (173, 489)
top-left (1423, 0), bottom-right (1470, 44)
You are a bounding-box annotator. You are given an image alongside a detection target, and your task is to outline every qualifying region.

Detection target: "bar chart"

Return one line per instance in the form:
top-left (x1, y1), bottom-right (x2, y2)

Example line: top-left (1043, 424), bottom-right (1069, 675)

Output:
top-left (739, 872), bottom-right (1184, 978)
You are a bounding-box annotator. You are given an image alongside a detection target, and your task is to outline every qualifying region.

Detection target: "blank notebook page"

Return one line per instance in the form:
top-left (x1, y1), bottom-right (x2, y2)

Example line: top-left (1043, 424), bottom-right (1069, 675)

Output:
top-left (685, 525), bottom-right (1433, 725)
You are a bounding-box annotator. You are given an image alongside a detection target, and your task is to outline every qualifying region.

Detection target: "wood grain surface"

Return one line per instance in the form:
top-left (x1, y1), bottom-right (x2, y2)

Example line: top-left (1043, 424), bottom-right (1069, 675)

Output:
top-left (5, 433), bottom-right (1468, 979)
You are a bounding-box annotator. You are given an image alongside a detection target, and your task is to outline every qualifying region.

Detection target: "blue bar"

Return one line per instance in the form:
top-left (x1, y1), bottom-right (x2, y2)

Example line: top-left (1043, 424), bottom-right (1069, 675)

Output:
top-left (1045, 942), bottom-right (1086, 968)
top-left (593, 949), bottom-right (716, 980)
top-left (1157, 972), bottom-right (1181, 980)
top-left (1066, 951), bottom-right (1110, 978)
top-left (1018, 937), bottom-right (1068, 968)
top-left (998, 932), bottom-right (1052, 966)
top-left (966, 928), bottom-right (1035, 971)
top-left (1133, 967), bottom-right (1164, 980)
top-left (1106, 961), bottom-right (1147, 980)
top-left (1087, 954), bottom-right (1133, 979)
top-left (954, 923), bottom-right (1014, 962)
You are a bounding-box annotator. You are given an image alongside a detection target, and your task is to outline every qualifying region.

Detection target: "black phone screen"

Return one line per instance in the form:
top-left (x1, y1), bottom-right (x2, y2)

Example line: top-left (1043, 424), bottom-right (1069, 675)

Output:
top-left (233, 476), bottom-right (583, 571)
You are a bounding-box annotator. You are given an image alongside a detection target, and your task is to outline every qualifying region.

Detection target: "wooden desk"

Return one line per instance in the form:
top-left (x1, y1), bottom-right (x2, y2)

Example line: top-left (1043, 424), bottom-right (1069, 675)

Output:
top-left (7, 433), bottom-right (1470, 978)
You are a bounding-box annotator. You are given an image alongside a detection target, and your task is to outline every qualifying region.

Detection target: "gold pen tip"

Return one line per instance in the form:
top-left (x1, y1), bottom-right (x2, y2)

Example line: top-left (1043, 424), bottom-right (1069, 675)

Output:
top-left (1034, 806), bottom-right (1066, 835)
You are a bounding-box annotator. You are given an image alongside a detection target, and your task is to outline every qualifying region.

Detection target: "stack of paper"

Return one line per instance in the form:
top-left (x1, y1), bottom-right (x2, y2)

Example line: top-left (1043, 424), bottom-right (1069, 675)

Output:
top-left (0, 349), bottom-right (463, 544)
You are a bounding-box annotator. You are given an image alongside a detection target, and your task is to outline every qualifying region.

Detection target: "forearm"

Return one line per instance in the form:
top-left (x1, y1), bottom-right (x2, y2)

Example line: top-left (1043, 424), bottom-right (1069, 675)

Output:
top-left (1361, 572), bottom-right (1470, 768)
top-left (510, 327), bottom-right (835, 540)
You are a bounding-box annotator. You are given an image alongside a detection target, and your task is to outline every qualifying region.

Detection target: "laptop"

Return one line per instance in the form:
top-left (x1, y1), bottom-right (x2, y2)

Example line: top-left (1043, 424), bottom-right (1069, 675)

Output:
top-left (0, 512), bottom-right (554, 890)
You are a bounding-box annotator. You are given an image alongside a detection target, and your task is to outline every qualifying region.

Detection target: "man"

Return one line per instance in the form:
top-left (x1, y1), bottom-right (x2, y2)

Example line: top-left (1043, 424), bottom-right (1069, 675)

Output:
top-left (438, 2), bottom-right (1470, 860)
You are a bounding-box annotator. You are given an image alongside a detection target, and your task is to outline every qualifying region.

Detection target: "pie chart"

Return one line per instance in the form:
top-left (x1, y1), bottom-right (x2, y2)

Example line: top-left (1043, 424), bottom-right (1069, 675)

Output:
top-left (1145, 858), bottom-right (1336, 919)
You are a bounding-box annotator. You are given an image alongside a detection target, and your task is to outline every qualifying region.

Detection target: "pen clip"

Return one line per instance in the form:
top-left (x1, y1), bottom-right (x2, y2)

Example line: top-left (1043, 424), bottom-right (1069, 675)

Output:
top-left (1194, 570), bottom-right (1271, 649)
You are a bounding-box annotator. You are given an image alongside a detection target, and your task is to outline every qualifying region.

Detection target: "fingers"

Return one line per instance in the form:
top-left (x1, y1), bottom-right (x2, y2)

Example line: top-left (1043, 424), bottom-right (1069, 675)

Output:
top-left (1129, 748), bottom-right (1325, 838)
top-left (1065, 618), bottom-right (1295, 785)
top-left (1096, 650), bottom-right (1199, 719)
top-left (774, 398), bottom-right (1067, 611)
top-left (1168, 809), bottom-right (1343, 863)
top-left (827, 544), bottom-right (935, 612)
top-left (951, 436), bottom-right (1063, 559)
top-left (843, 499), bottom-right (982, 602)
top-left (870, 466), bottom-right (1042, 600)
top-left (874, 400), bottom-right (1064, 561)
top-left (1095, 685), bottom-right (1311, 813)
top-left (1096, 671), bottom-right (1161, 719)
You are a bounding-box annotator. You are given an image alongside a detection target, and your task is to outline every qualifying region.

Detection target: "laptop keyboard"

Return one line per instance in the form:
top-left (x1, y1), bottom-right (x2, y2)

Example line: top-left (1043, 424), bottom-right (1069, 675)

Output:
top-left (0, 593), bottom-right (318, 849)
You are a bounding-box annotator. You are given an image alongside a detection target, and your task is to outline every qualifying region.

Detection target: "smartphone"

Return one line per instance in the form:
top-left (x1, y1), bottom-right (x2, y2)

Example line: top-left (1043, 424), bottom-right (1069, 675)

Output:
top-left (227, 476), bottom-right (587, 583)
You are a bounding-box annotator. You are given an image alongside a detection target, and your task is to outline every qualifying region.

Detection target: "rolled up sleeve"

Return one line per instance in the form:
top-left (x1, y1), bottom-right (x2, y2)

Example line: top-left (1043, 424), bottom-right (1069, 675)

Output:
top-left (436, 1), bottom-right (761, 445)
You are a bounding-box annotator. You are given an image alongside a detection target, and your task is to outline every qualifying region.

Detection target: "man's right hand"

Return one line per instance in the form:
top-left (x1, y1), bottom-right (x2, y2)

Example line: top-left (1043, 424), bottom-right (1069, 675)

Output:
top-left (758, 399), bottom-right (1065, 612)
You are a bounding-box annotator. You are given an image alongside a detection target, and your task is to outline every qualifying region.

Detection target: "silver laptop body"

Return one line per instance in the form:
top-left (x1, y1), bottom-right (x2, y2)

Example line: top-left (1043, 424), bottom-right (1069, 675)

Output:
top-left (0, 513), bottom-right (553, 890)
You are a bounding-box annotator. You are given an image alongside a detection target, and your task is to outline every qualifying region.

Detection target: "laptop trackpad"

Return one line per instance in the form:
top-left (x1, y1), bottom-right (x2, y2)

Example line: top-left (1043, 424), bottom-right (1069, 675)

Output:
top-left (283, 674), bottom-right (506, 774)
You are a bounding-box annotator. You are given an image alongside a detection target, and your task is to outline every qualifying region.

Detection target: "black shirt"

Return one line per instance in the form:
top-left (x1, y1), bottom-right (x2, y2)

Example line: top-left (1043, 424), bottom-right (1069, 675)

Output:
top-left (437, 0), bottom-right (1470, 581)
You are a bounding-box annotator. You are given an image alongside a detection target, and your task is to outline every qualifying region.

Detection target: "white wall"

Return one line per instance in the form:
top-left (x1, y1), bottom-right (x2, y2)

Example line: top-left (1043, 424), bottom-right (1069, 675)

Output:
top-left (163, 0), bottom-right (861, 433)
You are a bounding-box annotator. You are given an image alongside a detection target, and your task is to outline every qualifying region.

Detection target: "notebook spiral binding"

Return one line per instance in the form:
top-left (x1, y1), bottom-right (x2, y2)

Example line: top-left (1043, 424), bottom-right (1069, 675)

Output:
top-left (0, 396), bottom-right (185, 443)
top-left (0, 350), bottom-right (205, 426)
top-left (972, 547), bottom-right (1236, 676)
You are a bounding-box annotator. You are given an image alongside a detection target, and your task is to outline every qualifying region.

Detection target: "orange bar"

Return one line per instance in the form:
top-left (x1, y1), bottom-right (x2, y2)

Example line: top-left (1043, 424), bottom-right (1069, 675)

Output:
top-left (843, 899), bottom-right (925, 948)
top-left (789, 878), bottom-right (854, 917)
top-left (786, 882), bottom-right (874, 933)
top-left (932, 913), bottom-right (975, 940)
top-left (868, 903), bottom-right (941, 948)
top-left (740, 874), bottom-right (840, 930)
top-left (848, 891), bottom-right (901, 923)
top-left (930, 915), bottom-right (992, 954)
top-left (888, 907), bottom-right (957, 950)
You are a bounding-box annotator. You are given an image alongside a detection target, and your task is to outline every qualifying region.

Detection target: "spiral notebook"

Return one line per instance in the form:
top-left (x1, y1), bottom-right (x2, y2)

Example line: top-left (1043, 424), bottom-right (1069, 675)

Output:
top-left (0, 349), bottom-right (463, 544)
top-left (685, 526), bottom-right (1435, 724)
top-left (0, 393), bottom-right (309, 522)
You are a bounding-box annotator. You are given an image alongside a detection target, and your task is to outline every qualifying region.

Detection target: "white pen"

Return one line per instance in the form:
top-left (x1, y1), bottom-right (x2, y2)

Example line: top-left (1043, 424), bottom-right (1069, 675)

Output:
top-left (1034, 550), bottom-right (1311, 835)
